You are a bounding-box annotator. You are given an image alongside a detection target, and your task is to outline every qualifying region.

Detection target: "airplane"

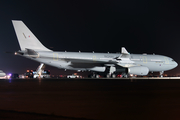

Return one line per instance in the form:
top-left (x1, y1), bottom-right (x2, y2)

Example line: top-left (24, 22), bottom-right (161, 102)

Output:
top-left (0, 70), bottom-right (7, 79)
top-left (12, 20), bottom-right (178, 78)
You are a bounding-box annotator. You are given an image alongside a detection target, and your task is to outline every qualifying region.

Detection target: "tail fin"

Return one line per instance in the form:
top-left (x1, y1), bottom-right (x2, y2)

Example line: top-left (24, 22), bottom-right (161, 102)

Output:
top-left (12, 20), bottom-right (51, 51)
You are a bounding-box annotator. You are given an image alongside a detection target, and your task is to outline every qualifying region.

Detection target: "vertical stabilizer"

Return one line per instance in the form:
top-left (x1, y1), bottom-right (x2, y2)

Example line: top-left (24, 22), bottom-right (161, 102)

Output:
top-left (12, 20), bottom-right (51, 51)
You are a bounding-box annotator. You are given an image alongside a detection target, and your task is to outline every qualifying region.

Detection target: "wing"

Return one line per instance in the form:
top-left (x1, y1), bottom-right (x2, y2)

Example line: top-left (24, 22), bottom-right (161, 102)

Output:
top-left (60, 47), bottom-right (139, 68)
top-left (61, 57), bottom-right (117, 68)
top-left (115, 47), bottom-right (140, 67)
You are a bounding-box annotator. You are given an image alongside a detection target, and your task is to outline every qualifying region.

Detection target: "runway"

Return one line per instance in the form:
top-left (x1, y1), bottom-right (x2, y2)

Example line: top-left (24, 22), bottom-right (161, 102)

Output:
top-left (1, 78), bottom-right (180, 120)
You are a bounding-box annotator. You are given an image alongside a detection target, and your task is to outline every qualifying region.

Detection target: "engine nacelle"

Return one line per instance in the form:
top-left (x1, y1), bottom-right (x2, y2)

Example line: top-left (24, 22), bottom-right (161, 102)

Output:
top-left (127, 66), bottom-right (149, 76)
top-left (89, 67), bottom-right (106, 72)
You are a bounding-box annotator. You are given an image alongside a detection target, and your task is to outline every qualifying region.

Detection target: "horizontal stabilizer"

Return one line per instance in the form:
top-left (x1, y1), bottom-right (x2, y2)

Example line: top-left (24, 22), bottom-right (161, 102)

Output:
top-left (25, 48), bottom-right (38, 56)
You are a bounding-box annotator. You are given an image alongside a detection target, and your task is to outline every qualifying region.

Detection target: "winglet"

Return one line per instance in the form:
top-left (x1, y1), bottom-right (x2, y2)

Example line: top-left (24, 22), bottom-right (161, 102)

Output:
top-left (121, 47), bottom-right (129, 54)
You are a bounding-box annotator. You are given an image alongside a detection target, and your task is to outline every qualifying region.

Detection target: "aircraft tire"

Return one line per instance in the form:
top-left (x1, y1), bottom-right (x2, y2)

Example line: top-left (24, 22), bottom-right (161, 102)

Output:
top-left (111, 74), bottom-right (116, 78)
top-left (106, 74), bottom-right (110, 78)
top-left (95, 74), bottom-right (100, 78)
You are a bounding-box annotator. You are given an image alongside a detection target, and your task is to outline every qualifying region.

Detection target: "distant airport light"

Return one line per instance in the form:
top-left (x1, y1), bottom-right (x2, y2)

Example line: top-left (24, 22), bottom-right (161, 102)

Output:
top-left (6, 73), bottom-right (12, 79)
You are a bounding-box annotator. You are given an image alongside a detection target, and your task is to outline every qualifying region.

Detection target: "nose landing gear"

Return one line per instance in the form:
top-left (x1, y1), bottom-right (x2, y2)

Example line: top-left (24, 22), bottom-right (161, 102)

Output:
top-left (160, 71), bottom-right (164, 77)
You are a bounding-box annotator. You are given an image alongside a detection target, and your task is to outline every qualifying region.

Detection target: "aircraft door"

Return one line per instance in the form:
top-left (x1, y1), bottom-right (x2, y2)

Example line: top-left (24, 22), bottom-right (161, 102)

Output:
top-left (93, 56), bottom-right (96, 62)
top-left (142, 56), bottom-right (147, 63)
top-left (164, 57), bottom-right (169, 64)
top-left (53, 53), bottom-right (58, 61)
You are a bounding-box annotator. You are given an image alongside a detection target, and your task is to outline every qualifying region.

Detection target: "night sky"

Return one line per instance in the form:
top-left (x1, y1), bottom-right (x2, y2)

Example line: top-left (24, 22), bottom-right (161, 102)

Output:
top-left (0, 0), bottom-right (180, 75)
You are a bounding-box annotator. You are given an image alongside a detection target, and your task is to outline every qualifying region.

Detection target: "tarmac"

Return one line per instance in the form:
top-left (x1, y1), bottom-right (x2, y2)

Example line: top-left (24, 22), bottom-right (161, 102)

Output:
top-left (1, 78), bottom-right (180, 120)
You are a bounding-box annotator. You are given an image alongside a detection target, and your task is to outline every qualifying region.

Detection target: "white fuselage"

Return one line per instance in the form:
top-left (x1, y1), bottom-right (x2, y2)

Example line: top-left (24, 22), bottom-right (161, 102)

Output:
top-left (25, 51), bottom-right (178, 73)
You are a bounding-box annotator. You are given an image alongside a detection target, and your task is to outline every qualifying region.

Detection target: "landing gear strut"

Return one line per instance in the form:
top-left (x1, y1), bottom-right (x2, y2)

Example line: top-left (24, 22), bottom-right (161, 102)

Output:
top-left (106, 66), bottom-right (116, 78)
top-left (34, 63), bottom-right (45, 78)
top-left (160, 71), bottom-right (164, 77)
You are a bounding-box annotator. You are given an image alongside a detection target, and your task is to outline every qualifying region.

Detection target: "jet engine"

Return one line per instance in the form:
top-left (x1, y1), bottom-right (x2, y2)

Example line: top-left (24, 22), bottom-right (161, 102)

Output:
top-left (127, 66), bottom-right (149, 76)
top-left (89, 67), bottom-right (106, 72)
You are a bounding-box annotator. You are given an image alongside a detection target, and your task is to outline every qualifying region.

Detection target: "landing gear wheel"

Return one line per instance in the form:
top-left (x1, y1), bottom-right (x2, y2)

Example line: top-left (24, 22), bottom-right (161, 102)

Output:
top-left (106, 74), bottom-right (110, 78)
top-left (122, 73), bottom-right (128, 78)
top-left (95, 74), bottom-right (100, 78)
top-left (111, 74), bottom-right (116, 78)
top-left (90, 75), bottom-right (94, 78)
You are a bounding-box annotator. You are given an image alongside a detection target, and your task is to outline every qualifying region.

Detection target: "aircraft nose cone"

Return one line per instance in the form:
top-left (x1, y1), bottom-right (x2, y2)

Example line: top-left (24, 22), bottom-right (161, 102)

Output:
top-left (175, 61), bottom-right (178, 68)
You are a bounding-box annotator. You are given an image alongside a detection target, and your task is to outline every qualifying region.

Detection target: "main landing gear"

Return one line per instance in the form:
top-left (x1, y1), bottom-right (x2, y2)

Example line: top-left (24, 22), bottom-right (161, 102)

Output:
top-left (106, 73), bottom-right (116, 78)
top-left (89, 73), bottom-right (117, 78)
top-left (89, 73), bottom-right (100, 78)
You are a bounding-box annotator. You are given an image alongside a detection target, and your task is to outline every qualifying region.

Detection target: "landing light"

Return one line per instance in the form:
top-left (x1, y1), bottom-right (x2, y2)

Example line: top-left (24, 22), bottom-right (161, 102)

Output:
top-left (129, 74), bottom-right (133, 77)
